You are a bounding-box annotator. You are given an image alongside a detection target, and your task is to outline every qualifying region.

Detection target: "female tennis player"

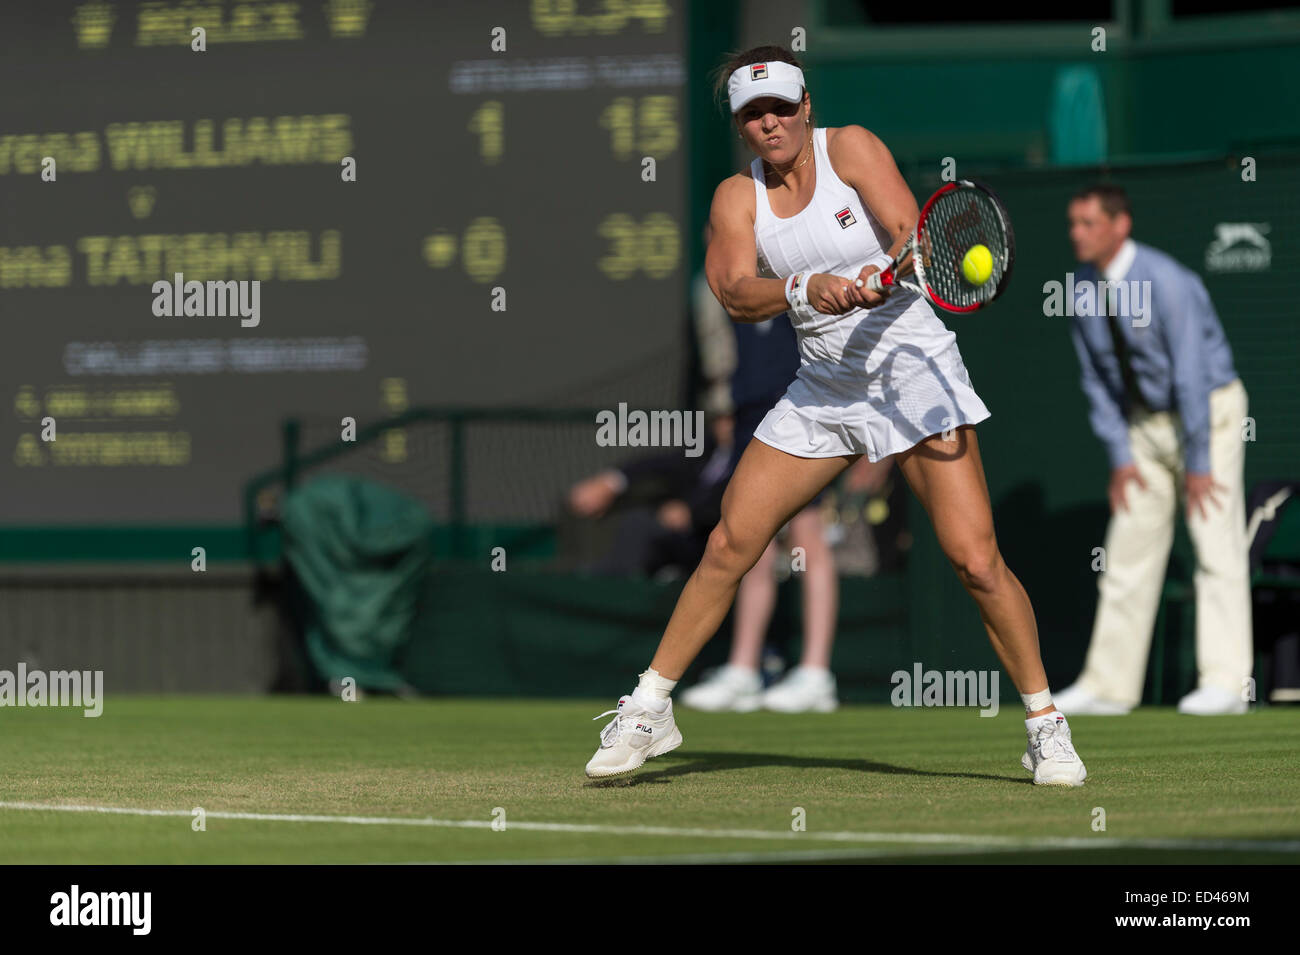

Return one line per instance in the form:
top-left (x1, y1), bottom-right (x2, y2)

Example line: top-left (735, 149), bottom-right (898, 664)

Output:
top-left (586, 45), bottom-right (1086, 786)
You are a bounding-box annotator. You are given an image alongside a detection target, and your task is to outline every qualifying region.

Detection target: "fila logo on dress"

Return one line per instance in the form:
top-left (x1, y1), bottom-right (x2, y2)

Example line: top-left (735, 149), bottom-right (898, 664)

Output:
top-left (835, 207), bottom-right (856, 229)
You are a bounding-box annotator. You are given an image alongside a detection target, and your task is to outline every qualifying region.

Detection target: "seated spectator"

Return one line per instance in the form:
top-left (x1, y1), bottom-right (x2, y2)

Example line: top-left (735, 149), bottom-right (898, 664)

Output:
top-left (566, 413), bottom-right (735, 579)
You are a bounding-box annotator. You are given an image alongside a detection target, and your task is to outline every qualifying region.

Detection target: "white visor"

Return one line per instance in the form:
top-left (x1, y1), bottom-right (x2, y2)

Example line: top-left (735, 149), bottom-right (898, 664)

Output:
top-left (728, 60), bottom-right (805, 114)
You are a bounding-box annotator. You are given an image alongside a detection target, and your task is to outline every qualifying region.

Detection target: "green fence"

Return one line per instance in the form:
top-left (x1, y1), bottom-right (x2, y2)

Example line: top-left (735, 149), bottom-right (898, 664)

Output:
top-left (242, 407), bottom-right (609, 567)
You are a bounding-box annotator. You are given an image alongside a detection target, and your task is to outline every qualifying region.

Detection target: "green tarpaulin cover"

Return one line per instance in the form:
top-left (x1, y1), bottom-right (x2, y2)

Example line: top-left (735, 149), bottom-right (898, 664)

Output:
top-left (282, 475), bottom-right (434, 691)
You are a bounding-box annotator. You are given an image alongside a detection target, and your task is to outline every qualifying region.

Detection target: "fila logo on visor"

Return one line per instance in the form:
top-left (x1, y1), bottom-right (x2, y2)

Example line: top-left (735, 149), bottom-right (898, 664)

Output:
top-left (750, 63), bottom-right (767, 80)
top-left (835, 207), bottom-right (856, 229)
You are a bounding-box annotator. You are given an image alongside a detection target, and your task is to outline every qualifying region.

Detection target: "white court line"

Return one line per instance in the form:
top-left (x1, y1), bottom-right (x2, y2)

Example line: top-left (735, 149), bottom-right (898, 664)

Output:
top-left (1, 801), bottom-right (1297, 855)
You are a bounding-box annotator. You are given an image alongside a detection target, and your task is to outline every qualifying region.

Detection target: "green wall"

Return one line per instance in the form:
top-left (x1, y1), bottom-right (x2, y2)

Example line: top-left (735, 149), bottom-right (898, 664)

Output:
top-left (397, 567), bottom-right (908, 703)
top-left (800, 5), bottom-right (1300, 167)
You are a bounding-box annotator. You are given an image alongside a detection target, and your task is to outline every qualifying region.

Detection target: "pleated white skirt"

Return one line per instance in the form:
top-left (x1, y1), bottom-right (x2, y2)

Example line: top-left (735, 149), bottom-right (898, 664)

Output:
top-left (752, 340), bottom-right (991, 461)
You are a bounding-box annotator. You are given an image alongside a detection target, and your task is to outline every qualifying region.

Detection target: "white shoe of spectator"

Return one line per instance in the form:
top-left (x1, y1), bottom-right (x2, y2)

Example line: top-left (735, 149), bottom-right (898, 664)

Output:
top-left (1050, 682), bottom-right (1132, 716)
top-left (1177, 685), bottom-right (1248, 715)
top-left (679, 665), bottom-right (763, 712)
top-left (761, 666), bottom-right (838, 713)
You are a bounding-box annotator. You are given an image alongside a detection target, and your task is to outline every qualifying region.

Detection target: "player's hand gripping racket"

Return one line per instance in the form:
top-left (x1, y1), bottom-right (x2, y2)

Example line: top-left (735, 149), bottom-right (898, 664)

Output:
top-left (860, 179), bottom-right (1015, 313)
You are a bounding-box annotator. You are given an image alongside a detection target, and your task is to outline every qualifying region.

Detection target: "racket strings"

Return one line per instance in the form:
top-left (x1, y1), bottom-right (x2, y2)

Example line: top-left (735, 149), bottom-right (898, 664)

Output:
top-left (920, 189), bottom-right (1009, 309)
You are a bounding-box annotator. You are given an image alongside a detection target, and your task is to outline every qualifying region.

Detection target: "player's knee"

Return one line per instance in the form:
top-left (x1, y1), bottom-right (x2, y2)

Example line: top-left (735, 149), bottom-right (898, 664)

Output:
top-left (703, 522), bottom-right (758, 579)
top-left (949, 541), bottom-right (1003, 592)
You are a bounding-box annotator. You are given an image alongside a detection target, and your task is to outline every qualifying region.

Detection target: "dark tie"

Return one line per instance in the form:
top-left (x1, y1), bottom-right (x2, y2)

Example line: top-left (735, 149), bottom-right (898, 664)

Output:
top-left (1104, 283), bottom-right (1145, 417)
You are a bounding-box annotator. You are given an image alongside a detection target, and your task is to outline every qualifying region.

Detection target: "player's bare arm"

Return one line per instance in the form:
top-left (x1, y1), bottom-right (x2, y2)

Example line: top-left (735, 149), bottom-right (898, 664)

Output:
top-left (707, 168), bottom-right (881, 321)
top-left (704, 175), bottom-right (790, 323)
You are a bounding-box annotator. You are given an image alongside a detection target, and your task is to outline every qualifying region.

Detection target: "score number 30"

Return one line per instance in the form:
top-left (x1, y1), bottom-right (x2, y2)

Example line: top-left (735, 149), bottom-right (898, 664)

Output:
top-left (598, 213), bottom-right (678, 280)
top-left (423, 214), bottom-right (678, 282)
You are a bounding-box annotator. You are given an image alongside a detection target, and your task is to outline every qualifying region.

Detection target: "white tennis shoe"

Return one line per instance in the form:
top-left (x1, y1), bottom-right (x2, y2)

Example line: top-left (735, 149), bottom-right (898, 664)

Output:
top-left (585, 694), bottom-right (683, 778)
top-left (1021, 712), bottom-right (1087, 786)
top-left (1051, 681), bottom-right (1132, 715)
top-left (679, 665), bottom-right (763, 712)
top-left (1177, 685), bottom-right (1248, 715)
top-left (761, 665), bottom-right (838, 712)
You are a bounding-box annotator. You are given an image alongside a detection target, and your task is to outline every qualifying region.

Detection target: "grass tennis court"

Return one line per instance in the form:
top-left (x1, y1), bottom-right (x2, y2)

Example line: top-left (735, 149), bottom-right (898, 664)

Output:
top-left (1, 698), bottom-right (1296, 864)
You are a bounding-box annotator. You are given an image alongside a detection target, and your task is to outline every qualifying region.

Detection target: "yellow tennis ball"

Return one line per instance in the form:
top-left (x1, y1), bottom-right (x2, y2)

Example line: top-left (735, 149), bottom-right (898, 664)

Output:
top-left (962, 244), bottom-right (993, 285)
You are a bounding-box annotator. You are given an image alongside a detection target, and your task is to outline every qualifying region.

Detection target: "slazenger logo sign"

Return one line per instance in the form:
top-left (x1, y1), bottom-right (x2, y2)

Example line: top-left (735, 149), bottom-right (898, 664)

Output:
top-left (1205, 222), bottom-right (1270, 273)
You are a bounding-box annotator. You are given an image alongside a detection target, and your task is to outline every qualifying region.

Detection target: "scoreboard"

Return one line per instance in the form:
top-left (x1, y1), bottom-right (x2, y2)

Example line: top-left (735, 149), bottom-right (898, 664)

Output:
top-left (0, 0), bottom-right (687, 524)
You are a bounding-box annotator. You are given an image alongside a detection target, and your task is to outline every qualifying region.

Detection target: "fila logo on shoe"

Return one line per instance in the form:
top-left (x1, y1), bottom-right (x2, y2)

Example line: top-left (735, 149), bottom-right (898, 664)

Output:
top-left (634, 723), bottom-right (652, 734)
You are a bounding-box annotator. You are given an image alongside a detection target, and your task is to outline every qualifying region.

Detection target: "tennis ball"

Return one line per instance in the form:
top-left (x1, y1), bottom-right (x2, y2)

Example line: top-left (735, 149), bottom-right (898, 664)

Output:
top-left (962, 244), bottom-right (993, 285)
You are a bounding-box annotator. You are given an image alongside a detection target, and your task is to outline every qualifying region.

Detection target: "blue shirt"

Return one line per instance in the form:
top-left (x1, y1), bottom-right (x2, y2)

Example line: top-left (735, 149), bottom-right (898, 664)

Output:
top-left (731, 314), bottom-right (800, 409)
top-left (1068, 240), bottom-right (1238, 474)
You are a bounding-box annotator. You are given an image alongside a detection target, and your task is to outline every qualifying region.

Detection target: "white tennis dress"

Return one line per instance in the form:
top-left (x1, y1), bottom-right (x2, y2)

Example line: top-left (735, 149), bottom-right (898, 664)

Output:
top-left (750, 126), bottom-right (990, 461)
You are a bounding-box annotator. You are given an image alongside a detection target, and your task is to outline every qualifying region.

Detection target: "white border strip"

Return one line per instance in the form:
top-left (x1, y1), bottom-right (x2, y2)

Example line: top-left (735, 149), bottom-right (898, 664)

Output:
top-left (2, 800), bottom-right (1298, 855)
top-left (438, 847), bottom-right (1003, 865)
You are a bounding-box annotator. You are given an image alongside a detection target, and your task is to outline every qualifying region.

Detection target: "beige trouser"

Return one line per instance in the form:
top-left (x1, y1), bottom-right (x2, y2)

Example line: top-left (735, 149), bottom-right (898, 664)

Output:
top-left (1077, 378), bottom-right (1253, 707)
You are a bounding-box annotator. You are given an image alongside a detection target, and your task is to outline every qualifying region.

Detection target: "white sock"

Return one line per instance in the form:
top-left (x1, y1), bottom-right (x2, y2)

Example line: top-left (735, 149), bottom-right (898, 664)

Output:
top-left (632, 668), bottom-right (676, 711)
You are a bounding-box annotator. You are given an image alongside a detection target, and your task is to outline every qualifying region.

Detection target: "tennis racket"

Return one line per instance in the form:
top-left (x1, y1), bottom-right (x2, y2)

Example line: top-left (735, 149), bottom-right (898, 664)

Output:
top-left (861, 178), bottom-right (1015, 313)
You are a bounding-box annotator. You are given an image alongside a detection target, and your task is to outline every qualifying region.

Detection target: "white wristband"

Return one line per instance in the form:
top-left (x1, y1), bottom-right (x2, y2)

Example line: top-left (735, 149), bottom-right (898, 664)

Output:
top-left (784, 271), bottom-right (812, 311)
